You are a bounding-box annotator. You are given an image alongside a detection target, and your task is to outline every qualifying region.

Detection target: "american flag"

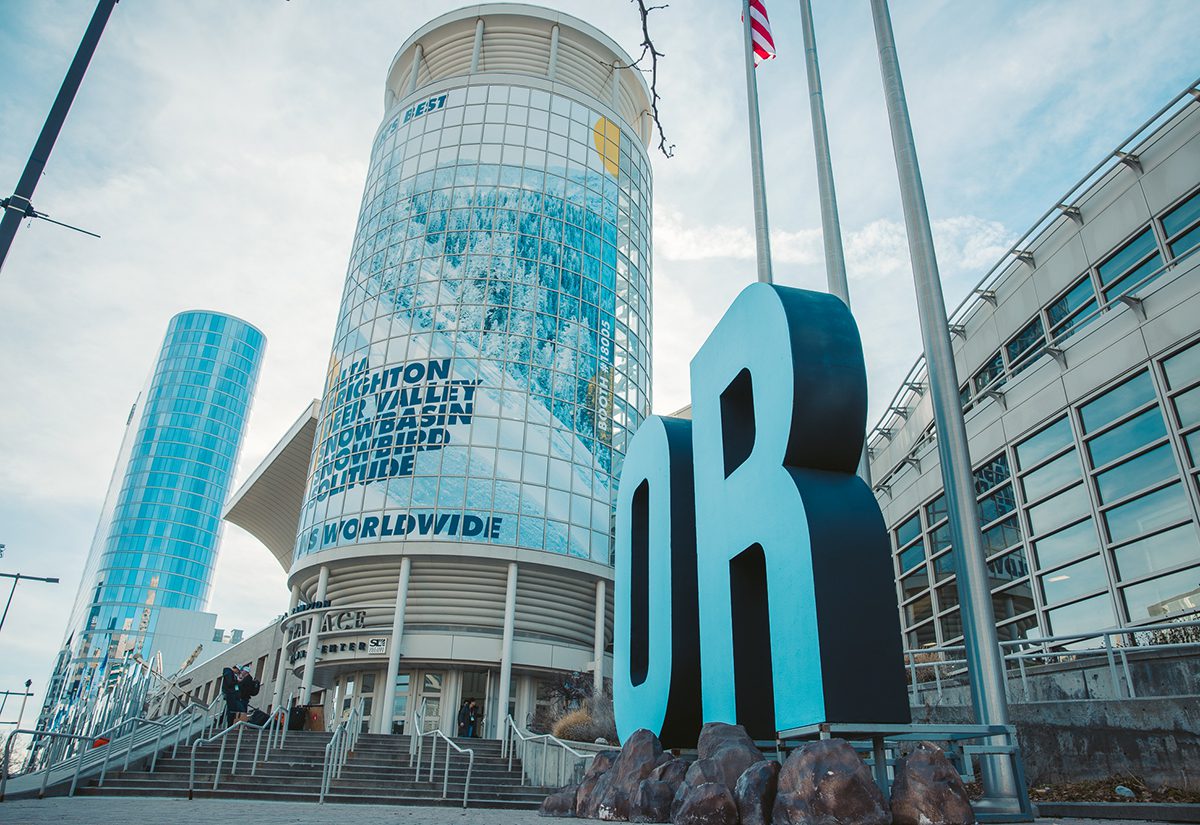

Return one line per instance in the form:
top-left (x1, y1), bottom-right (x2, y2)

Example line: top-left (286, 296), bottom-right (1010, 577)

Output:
top-left (747, 0), bottom-right (777, 67)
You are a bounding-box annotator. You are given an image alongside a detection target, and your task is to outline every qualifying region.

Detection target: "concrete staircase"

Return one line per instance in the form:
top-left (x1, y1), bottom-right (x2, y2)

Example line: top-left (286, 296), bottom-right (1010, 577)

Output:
top-left (77, 731), bottom-right (557, 808)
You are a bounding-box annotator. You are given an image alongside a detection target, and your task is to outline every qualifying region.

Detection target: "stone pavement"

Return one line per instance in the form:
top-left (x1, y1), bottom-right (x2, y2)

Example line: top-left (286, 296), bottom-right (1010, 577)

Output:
top-left (0, 797), bottom-right (1179, 825)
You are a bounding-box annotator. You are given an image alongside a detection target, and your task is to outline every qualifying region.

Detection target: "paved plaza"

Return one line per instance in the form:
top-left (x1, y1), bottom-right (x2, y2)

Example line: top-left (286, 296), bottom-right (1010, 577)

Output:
top-left (0, 797), bottom-right (1180, 825)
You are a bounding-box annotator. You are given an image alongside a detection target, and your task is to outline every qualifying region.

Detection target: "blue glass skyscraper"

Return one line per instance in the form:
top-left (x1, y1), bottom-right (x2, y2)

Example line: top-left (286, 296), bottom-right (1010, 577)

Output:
top-left (43, 310), bottom-right (264, 724)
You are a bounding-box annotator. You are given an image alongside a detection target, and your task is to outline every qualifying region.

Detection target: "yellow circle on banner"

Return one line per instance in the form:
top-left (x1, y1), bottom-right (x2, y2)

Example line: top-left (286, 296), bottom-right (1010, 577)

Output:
top-left (593, 117), bottom-right (621, 177)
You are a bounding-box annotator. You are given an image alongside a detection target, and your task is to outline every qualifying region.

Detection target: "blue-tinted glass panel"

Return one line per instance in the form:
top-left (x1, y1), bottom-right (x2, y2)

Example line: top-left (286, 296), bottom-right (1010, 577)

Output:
top-left (973, 351), bottom-right (1005, 393)
top-left (1095, 444), bottom-right (1178, 504)
top-left (1102, 253), bottom-right (1164, 301)
top-left (899, 542), bottom-right (925, 573)
top-left (925, 494), bottom-right (947, 526)
top-left (1047, 592), bottom-right (1115, 637)
top-left (974, 454), bottom-right (1011, 496)
top-left (1162, 190), bottom-right (1200, 238)
top-left (1034, 518), bottom-right (1100, 569)
top-left (1006, 316), bottom-right (1045, 369)
top-left (930, 522), bottom-right (952, 555)
top-left (1028, 484), bottom-right (1090, 535)
top-left (904, 594), bottom-right (934, 626)
top-left (895, 513), bottom-right (921, 547)
top-left (1186, 430), bottom-right (1200, 469)
top-left (978, 484), bottom-right (1016, 525)
top-left (1174, 385), bottom-right (1200, 430)
top-left (1080, 372), bottom-right (1155, 432)
top-left (936, 581), bottom-right (958, 612)
top-left (1122, 565), bottom-right (1200, 621)
top-left (1114, 524), bottom-right (1200, 581)
top-left (1087, 407), bottom-right (1166, 467)
top-left (997, 614), bottom-right (1040, 643)
top-left (1016, 417), bottom-right (1073, 469)
top-left (1041, 554), bottom-right (1108, 606)
top-left (988, 547), bottom-right (1030, 590)
top-left (982, 514), bottom-right (1021, 556)
top-left (900, 566), bottom-right (930, 600)
top-left (940, 608), bottom-right (962, 641)
top-left (1022, 450), bottom-right (1082, 502)
top-left (1105, 483), bottom-right (1191, 543)
top-left (1046, 277), bottom-right (1097, 339)
top-left (993, 578), bottom-right (1035, 621)
top-left (932, 549), bottom-right (956, 582)
top-left (1098, 227), bottom-right (1158, 288)
top-left (1169, 224), bottom-right (1200, 259)
top-left (1164, 342), bottom-right (1200, 390)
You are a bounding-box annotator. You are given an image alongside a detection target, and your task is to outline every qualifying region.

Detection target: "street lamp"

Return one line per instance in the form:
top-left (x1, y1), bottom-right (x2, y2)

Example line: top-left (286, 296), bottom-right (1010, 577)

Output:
top-left (0, 573), bottom-right (60, 635)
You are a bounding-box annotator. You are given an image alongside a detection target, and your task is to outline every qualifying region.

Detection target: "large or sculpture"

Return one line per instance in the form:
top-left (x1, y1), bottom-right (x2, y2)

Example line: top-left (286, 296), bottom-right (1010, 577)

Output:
top-left (614, 283), bottom-right (909, 745)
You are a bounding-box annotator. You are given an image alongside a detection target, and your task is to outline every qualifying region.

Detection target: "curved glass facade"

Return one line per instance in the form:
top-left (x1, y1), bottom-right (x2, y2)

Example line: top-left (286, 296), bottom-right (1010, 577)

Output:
top-left (296, 82), bottom-right (652, 564)
top-left (72, 311), bottom-right (265, 669)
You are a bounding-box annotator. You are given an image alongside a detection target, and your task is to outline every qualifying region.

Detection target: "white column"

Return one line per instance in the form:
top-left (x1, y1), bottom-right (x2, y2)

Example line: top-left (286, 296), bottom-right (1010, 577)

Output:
top-left (299, 565), bottom-right (329, 704)
top-left (376, 557), bottom-right (411, 734)
top-left (592, 579), bottom-right (607, 696)
top-left (407, 44), bottom-right (423, 95)
top-left (272, 585), bottom-right (301, 711)
top-left (495, 561), bottom-right (518, 738)
top-left (547, 25), bottom-right (560, 80)
top-left (469, 18), bottom-right (484, 74)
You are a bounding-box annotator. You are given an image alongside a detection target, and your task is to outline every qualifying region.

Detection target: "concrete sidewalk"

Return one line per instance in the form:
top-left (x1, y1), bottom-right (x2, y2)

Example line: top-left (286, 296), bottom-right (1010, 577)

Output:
top-left (0, 796), bottom-right (1184, 825)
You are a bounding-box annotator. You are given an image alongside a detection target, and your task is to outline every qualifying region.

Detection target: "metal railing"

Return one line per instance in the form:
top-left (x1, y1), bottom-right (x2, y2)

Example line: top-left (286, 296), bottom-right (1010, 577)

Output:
top-left (411, 724), bottom-right (475, 807)
top-left (407, 696), bottom-right (428, 763)
top-left (1, 699), bottom-right (221, 801)
top-left (187, 708), bottom-right (289, 799)
top-left (319, 698), bottom-right (364, 804)
top-left (904, 616), bottom-right (1200, 704)
top-left (501, 715), bottom-right (596, 788)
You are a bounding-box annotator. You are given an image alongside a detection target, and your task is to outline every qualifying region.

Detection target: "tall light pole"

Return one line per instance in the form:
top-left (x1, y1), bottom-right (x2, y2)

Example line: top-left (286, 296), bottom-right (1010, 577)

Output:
top-left (868, 0), bottom-right (1026, 814)
top-left (0, 573), bottom-right (61, 635)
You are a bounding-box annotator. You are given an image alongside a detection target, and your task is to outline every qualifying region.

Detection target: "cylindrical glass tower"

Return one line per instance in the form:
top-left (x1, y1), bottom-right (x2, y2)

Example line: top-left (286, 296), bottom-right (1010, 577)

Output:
top-left (53, 310), bottom-right (265, 705)
top-left (295, 11), bottom-right (653, 564)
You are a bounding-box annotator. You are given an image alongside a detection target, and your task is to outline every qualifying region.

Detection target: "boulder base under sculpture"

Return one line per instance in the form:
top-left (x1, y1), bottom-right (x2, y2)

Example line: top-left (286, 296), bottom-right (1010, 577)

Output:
top-left (889, 742), bottom-right (976, 825)
top-left (772, 738), bottom-right (890, 825)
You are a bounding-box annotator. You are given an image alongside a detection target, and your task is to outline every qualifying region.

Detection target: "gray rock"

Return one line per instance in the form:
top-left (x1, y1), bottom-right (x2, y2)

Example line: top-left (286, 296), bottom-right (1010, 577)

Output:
top-left (541, 784), bottom-right (579, 817)
top-left (591, 729), bottom-right (666, 821)
top-left (697, 721), bottom-right (766, 789)
top-left (651, 757), bottom-right (691, 793)
top-left (673, 781), bottom-right (739, 825)
top-left (890, 742), bottom-right (975, 825)
top-left (632, 779), bottom-right (675, 823)
top-left (576, 750), bottom-right (620, 818)
top-left (772, 738), bottom-right (890, 825)
top-left (735, 760), bottom-right (780, 825)
top-left (671, 759), bottom-right (728, 820)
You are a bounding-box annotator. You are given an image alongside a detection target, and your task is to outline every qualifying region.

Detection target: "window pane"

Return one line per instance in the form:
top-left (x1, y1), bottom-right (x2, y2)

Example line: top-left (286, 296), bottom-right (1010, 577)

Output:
top-left (1006, 316), bottom-right (1045, 368)
top-left (988, 548), bottom-right (1031, 590)
top-left (982, 515), bottom-right (1021, 556)
top-left (932, 549), bottom-right (956, 582)
top-left (895, 513), bottom-right (921, 547)
top-left (900, 565), bottom-right (930, 600)
top-left (993, 579), bottom-right (1035, 621)
top-left (1174, 385), bottom-right (1200, 430)
top-left (1047, 592), bottom-right (1115, 637)
top-left (1028, 483), bottom-right (1090, 534)
top-left (1086, 407), bottom-right (1166, 467)
top-left (1169, 224), bottom-right (1200, 259)
top-left (1046, 277), bottom-right (1095, 330)
top-left (1095, 444), bottom-right (1178, 504)
top-left (1163, 341), bottom-right (1199, 393)
top-left (1080, 372), bottom-right (1155, 432)
top-left (1122, 565), bottom-right (1200, 622)
top-left (974, 351), bottom-right (1006, 393)
top-left (926, 494), bottom-right (948, 525)
top-left (1041, 554), bottom-right (1108, 605)
top-left (1016, 417), bottom-right (1073, 469)
top-left (904, 594), bottom-right (934, 626)
top-left (899, 542), bottom-right (925, 573)
top-left (1102, 252), bottom-right (1163, 301)
top-left (1113, 524), bottom-right (1200, 581)
top-left (1034, 518), bottom-right (1101, 569)
top-left (906, 621), bottom-right (937, 649)
top-left (974, 454), bottom-right (1011, 495)
top-left (935, 581), bottom-right (958, 612)
top-left (1105, 483), bottom-right (1191, 543)
top-left (978, 484), bottom-right (1016, 525)
top-left (940, 609), bottom-right (962, 642)
top-left (1162, 190), bottom-right (1200, 238)
top-left (997, 614), bottom-right (1041, 643)
top-left (1098, 227), bottom-right (1157, 286)
top-left (1022, 450), bottom-right (1082, 502)
top-left (1186, 430), bottom-right (1200, 468)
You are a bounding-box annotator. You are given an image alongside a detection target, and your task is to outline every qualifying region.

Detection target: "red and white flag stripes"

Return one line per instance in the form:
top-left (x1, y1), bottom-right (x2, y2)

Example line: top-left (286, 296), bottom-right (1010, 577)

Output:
top-left (747, 0), bottom-right (777, 66)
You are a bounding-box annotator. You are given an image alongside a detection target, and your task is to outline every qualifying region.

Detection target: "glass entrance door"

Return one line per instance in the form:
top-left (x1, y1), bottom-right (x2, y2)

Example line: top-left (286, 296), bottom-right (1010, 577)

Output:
top-left (460, 670), bottom-right (491, 738)
top-left (417, 671), bottom-right (444, 732)
top-left (391, 672), bottom-right (411, 734)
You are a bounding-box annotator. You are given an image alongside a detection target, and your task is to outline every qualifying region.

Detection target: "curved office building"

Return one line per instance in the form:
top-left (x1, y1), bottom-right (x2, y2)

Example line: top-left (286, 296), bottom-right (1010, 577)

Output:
top-left (43, 310), bottom-right (265, 730)
top-left (869, 86), bottom-right (1200, 656)
top-left (227, 5), bottom-right (652, 736)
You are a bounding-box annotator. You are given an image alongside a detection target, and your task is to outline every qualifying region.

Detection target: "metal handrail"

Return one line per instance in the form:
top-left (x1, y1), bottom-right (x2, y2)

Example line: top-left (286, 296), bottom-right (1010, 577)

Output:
top-left (411, 725), bottom-right (475, 807)
top-left (1, 700), bottom-right (220, 801)
top-left (319, 697), bottom-right (365, 804)
top-left (187, 708), bottom-right (289, 799)
top-left (904, 616), bottom-right (1200, 702)
top-left (408, 696), bottom-right (428, 762)
top-left (502, 715), bottom-right (596, 788)
top-left (867, 76), bottom-right (1200, 454)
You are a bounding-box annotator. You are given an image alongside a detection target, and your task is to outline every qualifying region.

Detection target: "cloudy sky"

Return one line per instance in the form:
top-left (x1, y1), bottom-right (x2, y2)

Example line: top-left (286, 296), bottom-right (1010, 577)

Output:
top-left (0, 0), bottom-right (1197, 718)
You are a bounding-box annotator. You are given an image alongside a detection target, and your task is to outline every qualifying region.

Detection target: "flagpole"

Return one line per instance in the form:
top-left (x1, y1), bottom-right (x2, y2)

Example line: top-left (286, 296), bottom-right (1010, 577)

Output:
top-left (797, 0), bottom-right (871, 484)
top-left (869, 0), bottom-right (1026, 814)
top-left (743, 0), bottom-right (773, 284)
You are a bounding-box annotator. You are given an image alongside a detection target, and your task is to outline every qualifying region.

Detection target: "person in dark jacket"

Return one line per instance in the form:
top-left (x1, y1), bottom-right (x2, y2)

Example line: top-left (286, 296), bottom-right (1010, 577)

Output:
top-left (221, 666), bottom-right (245, 725)
top-left (456, 699), bottom-right (471, 737)
top-left (467, 699), bottom-right (482, 738)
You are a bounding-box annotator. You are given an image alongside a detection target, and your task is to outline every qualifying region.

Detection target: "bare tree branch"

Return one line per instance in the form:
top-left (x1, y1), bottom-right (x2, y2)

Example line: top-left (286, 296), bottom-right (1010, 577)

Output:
top-left (610, 1), bottom-right (674, 158)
